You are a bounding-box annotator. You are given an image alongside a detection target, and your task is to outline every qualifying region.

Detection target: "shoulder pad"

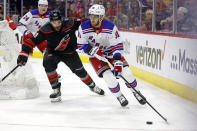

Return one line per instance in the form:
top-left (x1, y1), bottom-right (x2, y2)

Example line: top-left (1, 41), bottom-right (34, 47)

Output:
top-left (46, 10), bottom-right (50, 15)
top-left (75, 18), bottom-right (81, 22)
top-left (30, 9), bottom-right (38, 15)
top-left (81, 20), bottom-right (91, 30)
top-left (61, 18), bottom-right (74, 30)
top-left (39, 22), bottom-right (53, 33)
top-left (63, 17), bottom-right (72, 22)
top-left (103, 19), bottom-right (114, 30)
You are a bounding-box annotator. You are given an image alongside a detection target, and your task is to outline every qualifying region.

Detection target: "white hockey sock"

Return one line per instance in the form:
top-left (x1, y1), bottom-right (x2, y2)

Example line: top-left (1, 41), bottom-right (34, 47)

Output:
top-left (121, 66), bottom-right (140, 92)
top-left (103, 70), bottom-right (122, 97)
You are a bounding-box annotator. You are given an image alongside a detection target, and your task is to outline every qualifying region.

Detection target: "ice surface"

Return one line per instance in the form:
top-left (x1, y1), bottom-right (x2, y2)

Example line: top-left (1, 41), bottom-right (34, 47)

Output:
top-left (0, 58), bottom-right (197, 131)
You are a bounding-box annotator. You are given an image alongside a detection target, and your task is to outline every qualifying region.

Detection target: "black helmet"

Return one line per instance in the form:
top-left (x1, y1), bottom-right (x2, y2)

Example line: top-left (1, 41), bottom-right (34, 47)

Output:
top-left (49, 10), bottom-right (61, 21)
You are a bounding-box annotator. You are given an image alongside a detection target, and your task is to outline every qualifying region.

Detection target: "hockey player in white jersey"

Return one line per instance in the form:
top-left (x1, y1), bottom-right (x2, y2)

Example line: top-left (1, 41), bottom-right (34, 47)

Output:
top-left (0, 0), bottom-right (49, 99)
top-left (8, 0), bottom-right (50, 52)
top-left (77, 4), bottom-right (147, 107)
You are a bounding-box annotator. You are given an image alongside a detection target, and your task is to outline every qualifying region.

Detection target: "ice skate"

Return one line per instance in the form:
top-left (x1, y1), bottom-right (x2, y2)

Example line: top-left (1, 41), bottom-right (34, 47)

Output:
top-left (117, 94), bottom-right (128, 107)
top-left (50, 88), bottom-right (61, 102)
top-left (90, 86), bottom-right (105, 95)
top-left (133, 91), bottom-right (146, 105)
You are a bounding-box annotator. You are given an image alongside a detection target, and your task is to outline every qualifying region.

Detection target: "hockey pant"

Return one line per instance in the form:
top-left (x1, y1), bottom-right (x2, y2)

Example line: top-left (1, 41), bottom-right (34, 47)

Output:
top-left (89, 56), bottom-right (137, 96)
top-left (43, 51), bottom-right (95, 89)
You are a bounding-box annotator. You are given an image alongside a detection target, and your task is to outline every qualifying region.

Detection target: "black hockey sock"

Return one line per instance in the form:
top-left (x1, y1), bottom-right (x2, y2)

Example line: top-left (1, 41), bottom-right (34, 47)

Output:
top-left (80, 74), bottom-right (95, 88)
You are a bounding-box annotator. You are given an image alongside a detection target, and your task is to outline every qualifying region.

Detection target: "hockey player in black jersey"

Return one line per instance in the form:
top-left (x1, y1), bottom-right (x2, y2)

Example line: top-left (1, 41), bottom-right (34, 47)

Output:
top-left (17, 10), bottom-right (104, 102)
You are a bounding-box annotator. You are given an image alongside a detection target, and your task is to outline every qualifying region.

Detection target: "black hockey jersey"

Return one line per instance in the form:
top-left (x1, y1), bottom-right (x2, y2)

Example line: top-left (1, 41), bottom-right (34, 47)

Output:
top-left (29, 18), bottom-right (82, 54)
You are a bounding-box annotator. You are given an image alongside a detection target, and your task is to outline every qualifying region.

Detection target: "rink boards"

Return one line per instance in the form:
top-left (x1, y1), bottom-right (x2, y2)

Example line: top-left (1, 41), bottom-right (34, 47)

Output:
top-left (31, 31), bottom-right (197, 104)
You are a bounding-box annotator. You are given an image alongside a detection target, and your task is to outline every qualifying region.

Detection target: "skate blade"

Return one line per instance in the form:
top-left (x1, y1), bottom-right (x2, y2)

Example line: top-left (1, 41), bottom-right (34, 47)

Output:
top-left (120, 101), bottom-right (129, 107)
top-left (51, 97), bottom-right (61, 103)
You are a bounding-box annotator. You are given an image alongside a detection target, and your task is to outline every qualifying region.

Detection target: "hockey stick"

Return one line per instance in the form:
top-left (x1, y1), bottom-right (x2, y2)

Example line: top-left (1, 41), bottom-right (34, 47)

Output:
top-left (88, 56), bottom-right (168, 122)
top-left (0, 65), bottom-right (20, 83)
top-left (119, 75), bottom-right (168, 123)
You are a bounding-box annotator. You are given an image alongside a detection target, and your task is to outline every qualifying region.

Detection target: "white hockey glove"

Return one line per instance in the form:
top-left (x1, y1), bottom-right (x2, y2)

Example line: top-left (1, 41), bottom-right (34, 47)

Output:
top-left (113, 60), bottom-right (123, 77)
top-left (89, 46), bottom-right (105, 61)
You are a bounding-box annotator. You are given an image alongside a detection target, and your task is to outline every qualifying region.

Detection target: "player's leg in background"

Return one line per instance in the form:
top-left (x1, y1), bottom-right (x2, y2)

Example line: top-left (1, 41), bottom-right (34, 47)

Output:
top-left (43, 51), bottom-right (61, 102)
top-left (62, 51), bottom-right (104, 95)
top-left (90, 57), bottom-right (128, 107)
top-left (121, 57), bottom-right (146, 105)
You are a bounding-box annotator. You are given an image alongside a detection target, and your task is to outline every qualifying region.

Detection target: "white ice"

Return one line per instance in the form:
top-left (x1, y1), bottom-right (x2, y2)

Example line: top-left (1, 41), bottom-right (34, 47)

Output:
top-left (0, 58), bottom-right (197, 131)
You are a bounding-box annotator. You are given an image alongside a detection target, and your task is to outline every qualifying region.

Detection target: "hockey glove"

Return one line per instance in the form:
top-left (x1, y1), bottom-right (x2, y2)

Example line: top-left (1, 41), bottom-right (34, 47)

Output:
top-left (113, 60), bottom-right (123, 77)
top-left (6, 16), bottom-right (17, 30)
top-left (89, 46), bottom-right (104, 60)
top-left (17, 52), bottom-right (29, 66)
top-left (23, 31), bottom-right (33, 40)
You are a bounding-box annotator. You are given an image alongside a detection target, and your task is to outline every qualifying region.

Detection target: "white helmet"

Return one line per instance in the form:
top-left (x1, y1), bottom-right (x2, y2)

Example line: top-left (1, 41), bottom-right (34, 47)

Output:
top-left (178, 7), bottom-right (188, 14)
top-left (89, 4), bottom-right (105, 16)
top-left (38, 0), bottom-right (48, 5)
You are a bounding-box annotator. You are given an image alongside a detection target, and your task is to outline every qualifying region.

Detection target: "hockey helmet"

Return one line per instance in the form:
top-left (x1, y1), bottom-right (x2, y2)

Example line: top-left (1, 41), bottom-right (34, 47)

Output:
top-left (49, 10), bottom-right (62, 21)
top-left (38, 0), bottom-right (48, 5)
top-left (89, 4), bottom-right (105, 16)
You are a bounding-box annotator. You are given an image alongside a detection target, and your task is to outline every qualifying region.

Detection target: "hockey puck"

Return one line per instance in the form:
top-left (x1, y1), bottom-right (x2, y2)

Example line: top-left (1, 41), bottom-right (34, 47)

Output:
top-left (146, 121), bottom-right (153, 124)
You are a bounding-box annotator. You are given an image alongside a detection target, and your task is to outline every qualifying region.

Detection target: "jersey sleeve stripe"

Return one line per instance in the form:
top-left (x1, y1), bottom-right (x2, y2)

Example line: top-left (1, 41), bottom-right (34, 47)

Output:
top-left (110, 43), bottom-right (123, 52)
top-left (111, 45), bottom-right (123, 52)
top-left (77, 44), bottom-right (83, 49)
top-left (23, 43), bottom-right (33, 50)
top-left (40, 28), bottom-right (55, 34)
top-left (102, 29), bottom-right (112, 32)
top-left (19, 52), bottom-right (29, 57)
top-left (23, 39), bottom-right (35, 49)
top-left (82, 28), bottom-right (94, 32)
top-left (17, 22), bottom-right (26, 26)
top-left (83, 31), bottom-right (94, 34)
top-left (61, 18), bottom-right (74, 32)
top-left (101, 31), bottom-right (112, 34)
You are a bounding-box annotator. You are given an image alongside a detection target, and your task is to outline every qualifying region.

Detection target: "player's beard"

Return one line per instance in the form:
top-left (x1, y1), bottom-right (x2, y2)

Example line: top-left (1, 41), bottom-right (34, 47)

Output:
top-left (94, 21), bottom-right (100, 27)
top-left (91, 20), bottom-right (101, 28)
top-left (54, 26), bottom-right (61, 31)
top-left (51, 20), bottom-right (62, 31)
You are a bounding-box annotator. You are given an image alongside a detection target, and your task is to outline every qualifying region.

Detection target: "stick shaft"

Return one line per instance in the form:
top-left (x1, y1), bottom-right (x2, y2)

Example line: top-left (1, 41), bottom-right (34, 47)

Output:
top-left (0, 65), bottom-right (20, 82)
top-left (120, 75), bottom-right (168, 122)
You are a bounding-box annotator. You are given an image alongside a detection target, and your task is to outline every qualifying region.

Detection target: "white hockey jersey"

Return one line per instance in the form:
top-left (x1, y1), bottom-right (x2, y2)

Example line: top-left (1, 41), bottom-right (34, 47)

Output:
top-left (77, 19), bottom-right (123, 58)
top-left (18, 9), bottom-right (50, 36)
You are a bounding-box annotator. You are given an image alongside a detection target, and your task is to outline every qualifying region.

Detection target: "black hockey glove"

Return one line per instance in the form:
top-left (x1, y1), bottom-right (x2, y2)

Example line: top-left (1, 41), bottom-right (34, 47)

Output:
top-left (17, 52), bottom-right (29, 66)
